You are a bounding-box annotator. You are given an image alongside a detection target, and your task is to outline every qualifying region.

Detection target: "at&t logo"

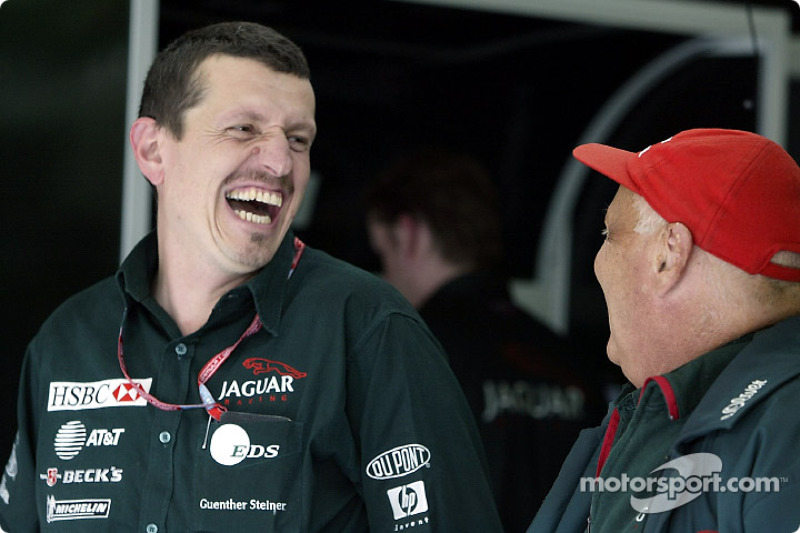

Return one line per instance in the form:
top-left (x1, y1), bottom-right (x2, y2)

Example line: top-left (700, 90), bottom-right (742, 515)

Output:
top-left (54, 421), bottom-right (125, 460)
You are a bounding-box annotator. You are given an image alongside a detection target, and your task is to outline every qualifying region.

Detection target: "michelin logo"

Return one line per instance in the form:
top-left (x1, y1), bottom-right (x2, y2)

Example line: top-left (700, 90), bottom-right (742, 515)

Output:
top-left (48, 379), bottom-right (152, 411)
top-left (46, 495), bottom-right (111, 522)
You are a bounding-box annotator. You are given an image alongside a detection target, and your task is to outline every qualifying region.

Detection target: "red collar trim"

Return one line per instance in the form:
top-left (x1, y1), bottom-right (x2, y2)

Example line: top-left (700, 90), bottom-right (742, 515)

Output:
top-left (596, 408), bottom-right (620, 477)
top-left (640, 375), bottom-right (681, 420)
top-left (595, 376), bottom-right (680, 476)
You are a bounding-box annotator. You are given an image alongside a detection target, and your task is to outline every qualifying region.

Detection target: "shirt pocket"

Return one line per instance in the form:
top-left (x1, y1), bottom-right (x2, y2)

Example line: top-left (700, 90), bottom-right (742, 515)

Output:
top-left (192, 415), bottom-right (304, 532)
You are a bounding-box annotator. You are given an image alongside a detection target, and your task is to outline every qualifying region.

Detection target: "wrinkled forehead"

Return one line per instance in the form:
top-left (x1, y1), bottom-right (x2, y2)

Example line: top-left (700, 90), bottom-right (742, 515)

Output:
top-left (191, 55), bottom-right (316, 124)
top-left (605, 186), bottom-right (637, 220)
top-left (197, 54), bottom-right (313, 96)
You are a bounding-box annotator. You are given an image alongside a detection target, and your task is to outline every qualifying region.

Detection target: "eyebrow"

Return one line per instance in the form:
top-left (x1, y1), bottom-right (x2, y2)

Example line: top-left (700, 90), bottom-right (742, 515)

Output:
top-left (218, 110), bottom-right (316, 135)
top-left (218, 110), bottom-right (265, 125)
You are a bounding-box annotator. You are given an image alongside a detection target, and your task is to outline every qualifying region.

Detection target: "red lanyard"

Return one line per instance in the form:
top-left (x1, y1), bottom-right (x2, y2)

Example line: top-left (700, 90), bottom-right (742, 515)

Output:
top-left (117, 237), bottom-right (305, 421)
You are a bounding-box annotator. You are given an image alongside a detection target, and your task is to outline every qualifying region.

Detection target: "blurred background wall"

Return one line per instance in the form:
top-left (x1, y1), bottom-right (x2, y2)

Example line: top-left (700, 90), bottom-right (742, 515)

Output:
top-left (1, 0), bottom-right (128, 459)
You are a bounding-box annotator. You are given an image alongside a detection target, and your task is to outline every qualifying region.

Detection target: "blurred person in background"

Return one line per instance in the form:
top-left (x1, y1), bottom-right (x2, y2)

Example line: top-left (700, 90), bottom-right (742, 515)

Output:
top-left (366, 148), bottom-right (605, 532)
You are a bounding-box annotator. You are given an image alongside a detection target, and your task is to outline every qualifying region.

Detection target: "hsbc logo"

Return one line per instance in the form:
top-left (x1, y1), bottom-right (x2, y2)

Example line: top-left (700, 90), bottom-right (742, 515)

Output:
top-left (48, 379), bottom-right (152, 412)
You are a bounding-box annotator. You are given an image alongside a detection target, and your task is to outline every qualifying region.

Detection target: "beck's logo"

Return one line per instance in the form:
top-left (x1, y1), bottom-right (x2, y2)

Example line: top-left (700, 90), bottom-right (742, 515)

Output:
top-left (40, 466), bottom-right (123, 486)
top-left (45, 468), bottom-right (59, 487)
top-left (48, 379), bottom-right (153, 411)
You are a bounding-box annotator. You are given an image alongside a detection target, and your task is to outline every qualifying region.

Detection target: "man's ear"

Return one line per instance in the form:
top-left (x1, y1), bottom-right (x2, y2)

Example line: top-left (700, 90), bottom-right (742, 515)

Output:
top-left (395, 214), bottom-right (433, 258)
top-left (129, 117), bottom-right (165, 186)
top-left (654, 222), bottom-right (694, 295)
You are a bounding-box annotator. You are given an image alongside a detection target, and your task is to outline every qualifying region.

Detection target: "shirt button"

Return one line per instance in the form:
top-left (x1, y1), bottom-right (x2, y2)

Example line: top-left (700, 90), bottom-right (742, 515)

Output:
top-left (158, 431), bottom-right (171, 444)
top-left (175, 343), bottom-right (188, 357)
top-left (146, 524), bottom-right (158, 533)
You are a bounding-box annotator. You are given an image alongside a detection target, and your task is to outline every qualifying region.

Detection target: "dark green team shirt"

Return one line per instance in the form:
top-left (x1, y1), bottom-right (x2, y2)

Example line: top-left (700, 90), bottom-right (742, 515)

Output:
top-left (0, 232), bottom-right (502, 532)
top-left (528, 316), bottom-right (800, 533)
top-left (588, 338), bottom-right (748, 532)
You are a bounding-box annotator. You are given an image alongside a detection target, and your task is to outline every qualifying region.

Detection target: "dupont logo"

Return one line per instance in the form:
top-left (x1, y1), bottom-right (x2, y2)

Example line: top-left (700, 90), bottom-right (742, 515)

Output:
top-left (366, 444), bottom-right (431, 480)
top-left (48, 379), bottom-right (152, 411)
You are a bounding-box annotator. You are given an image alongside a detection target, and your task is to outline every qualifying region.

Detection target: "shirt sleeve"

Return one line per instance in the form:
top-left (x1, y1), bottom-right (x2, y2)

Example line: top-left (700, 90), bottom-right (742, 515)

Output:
top-left (347, 312), bottom-right (503, 532)
top-left (0, 343), bottom-right (43, 533)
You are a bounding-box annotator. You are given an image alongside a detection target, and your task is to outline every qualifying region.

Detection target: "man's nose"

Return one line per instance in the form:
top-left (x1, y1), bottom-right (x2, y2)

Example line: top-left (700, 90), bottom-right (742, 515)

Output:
top-left (251, 132), bottom-right (292, 177)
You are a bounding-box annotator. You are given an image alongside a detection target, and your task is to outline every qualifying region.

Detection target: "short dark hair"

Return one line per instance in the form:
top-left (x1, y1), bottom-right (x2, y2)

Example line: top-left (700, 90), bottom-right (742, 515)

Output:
top-left (366, 149), bottom-right (504, 271)
top-left (139, 21), bottom-right (310, 139)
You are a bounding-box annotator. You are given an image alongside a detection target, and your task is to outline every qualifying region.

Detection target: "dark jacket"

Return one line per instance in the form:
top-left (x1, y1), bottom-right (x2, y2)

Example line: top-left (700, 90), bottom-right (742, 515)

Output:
top-left (527, 315), bottom-right (800, 533)
top-left (0, 232), bottom-right (502, 532)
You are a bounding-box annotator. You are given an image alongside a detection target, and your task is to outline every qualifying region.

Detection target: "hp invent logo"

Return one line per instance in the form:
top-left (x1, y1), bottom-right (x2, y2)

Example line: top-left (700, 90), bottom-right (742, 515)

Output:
top-left (387, 481), bottom-right (429, 520)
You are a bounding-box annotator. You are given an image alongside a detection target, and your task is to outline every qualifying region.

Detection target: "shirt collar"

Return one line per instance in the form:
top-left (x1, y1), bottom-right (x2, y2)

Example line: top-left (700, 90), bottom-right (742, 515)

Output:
top-left (623, 335), bottom-right (753, 421)
top-left (115, 230), bottom-right (298, 337)
top-left (243, 231), bottom-right (297, 336)
top-left (664, 334), bottom-right (753, 417)
top-left (116, 231), bottom-right (159, 305)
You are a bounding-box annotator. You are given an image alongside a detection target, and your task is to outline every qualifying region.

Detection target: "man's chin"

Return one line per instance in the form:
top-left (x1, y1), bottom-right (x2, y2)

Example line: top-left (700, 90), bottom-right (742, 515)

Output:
top-left (605, 339), bottom-right (619, 366)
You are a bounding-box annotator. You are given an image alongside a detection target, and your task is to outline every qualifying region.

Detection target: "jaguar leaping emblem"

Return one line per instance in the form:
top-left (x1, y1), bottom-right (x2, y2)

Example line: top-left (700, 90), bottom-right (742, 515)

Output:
top-left (243, 357), bottom-right (307, 379)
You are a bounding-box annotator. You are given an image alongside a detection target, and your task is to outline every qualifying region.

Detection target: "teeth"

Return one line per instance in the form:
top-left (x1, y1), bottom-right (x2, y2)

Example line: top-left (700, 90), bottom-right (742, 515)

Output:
top-left (234, 210), bottom-right (272, 225)
top-left (226, 187), bottom-right (282, 207)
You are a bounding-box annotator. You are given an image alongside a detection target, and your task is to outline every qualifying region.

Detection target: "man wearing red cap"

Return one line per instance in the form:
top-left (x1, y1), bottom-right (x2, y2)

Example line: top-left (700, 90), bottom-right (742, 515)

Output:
top-left (527, 129), bottom-right (800, 532)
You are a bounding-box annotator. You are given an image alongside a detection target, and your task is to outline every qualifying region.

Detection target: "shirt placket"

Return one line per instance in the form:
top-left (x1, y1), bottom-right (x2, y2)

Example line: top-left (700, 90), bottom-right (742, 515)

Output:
top-left (137, 338), bottom-right (196, 533)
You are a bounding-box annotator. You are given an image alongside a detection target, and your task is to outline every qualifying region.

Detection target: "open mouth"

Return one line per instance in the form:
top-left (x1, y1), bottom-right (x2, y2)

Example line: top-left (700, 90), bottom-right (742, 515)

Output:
top-left (225, 186), bottom-right (282, 225)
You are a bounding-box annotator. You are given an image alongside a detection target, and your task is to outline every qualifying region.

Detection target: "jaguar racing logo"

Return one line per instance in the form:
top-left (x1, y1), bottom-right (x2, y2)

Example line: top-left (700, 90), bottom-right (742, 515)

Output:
top-left (243, 358), bottom-right (307, 378)
top-left (217, 358), bottom-right (307, 404)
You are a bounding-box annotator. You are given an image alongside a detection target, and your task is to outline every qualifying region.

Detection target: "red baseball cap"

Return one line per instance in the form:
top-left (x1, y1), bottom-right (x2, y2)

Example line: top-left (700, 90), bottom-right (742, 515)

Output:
top-left (573, 128), bottom-right (800, 282)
